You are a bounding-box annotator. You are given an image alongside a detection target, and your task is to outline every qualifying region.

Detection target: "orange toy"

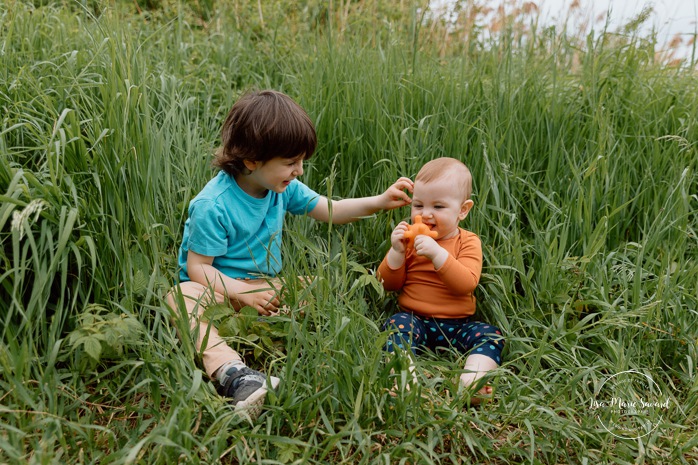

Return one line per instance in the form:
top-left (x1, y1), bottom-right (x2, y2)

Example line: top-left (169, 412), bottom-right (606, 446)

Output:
top-left (403, 215), bottom-right (438, 248)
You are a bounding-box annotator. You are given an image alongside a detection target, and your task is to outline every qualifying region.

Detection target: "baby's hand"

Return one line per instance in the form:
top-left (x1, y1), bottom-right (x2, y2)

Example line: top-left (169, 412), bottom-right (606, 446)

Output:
top-left (413, 235), bottom-right (447, 264)
top-left (379, 177), bottom-right (413, 211)
top-left (390, 221), bottom-right (410, 253)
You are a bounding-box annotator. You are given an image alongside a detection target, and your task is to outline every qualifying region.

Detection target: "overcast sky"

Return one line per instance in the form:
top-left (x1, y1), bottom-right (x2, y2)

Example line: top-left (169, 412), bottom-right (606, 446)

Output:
top-left (548, 0), bottom-right (697, 56)
top-left (432, 0), bottom-right (697, 59)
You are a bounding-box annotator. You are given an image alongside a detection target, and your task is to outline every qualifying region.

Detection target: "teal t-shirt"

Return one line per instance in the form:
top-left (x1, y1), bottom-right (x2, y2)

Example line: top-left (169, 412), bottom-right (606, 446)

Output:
top-left (178, 171), bottom-right (320, 281)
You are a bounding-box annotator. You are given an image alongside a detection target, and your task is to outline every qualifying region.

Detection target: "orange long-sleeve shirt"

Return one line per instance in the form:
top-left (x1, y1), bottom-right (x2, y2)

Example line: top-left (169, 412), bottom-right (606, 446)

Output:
top-left (377, 228), bottom-right (482, 318)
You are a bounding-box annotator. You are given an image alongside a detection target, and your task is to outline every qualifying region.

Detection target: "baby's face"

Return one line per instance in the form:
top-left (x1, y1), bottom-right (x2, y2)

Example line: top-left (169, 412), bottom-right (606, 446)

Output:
top-left (410, 178), bottom-right (472, 240)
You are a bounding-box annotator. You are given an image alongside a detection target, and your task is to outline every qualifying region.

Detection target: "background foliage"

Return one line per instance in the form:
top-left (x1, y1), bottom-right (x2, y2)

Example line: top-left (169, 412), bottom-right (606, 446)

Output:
top-left (1, 0), bottom-right (696, 463)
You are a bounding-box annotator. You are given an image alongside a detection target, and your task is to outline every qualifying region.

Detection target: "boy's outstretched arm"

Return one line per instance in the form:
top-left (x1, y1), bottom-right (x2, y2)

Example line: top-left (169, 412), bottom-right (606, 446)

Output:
top-left (308, 177), bottom-right (413, 224)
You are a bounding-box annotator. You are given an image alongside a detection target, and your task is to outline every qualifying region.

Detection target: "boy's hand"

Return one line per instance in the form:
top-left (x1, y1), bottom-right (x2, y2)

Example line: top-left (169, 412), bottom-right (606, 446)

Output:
top-left (379, 177), bottom-right (414, 210)
top-left (235, 281), bottom-right (281, 316)
top-left (187, 251), bottom-right (282, 315)
top-left (390, 221), bottom-right (410, 254)
top-left (414, 235), bottom-right (449, 268)
top-left (239, 288), bottom-right (280, 316)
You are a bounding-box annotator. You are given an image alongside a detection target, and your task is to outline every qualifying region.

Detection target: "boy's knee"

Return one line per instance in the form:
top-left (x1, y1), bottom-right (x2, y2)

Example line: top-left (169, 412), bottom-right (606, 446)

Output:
top-left (168, 282), bottom-right (225, 311)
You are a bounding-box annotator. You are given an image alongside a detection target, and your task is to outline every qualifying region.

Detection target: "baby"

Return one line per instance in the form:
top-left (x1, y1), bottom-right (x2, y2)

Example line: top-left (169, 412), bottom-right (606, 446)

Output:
top-left (378, 157), bottom-right (503, 402)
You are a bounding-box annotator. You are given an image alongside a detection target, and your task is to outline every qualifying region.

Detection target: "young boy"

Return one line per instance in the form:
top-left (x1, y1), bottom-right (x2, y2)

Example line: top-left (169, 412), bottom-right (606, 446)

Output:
top-left (166, 89), bottom-right (413, 419)
top-left (378, 157), bottom-right (503, 403)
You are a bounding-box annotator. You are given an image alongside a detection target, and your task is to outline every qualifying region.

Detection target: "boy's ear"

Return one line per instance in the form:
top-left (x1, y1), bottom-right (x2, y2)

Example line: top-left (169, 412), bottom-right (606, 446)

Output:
top-left (459, 199), bottom-right (474, 220)
top-left (243, 159), bottom-right (259, 172)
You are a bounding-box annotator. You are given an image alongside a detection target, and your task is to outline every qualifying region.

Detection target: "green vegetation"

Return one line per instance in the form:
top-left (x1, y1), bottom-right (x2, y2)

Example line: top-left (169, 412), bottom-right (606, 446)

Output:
top-left (1, 0), bottom-right (696, 463)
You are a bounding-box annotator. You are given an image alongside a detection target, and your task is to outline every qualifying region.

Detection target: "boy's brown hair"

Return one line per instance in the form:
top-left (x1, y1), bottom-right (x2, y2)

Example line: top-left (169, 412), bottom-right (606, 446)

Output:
top-left (214, 90), bottom-right (317, 176)
top-left (415, 157), bottom-right (473, 201)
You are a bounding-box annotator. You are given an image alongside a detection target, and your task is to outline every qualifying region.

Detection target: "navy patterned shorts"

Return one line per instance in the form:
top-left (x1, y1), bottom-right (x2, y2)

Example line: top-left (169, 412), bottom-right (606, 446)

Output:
top-left (384, 312), bottom-right (504, 364)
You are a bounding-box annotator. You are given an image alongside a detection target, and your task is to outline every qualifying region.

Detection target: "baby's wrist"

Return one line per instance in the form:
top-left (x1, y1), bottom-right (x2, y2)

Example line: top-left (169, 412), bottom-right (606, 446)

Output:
top-left (430, 248), bottom-right (449, 269)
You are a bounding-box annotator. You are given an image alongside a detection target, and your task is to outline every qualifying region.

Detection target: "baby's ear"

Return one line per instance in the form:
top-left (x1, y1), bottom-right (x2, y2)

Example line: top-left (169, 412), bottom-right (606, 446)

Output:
top-left (459, 199), bottom-right (474, 220)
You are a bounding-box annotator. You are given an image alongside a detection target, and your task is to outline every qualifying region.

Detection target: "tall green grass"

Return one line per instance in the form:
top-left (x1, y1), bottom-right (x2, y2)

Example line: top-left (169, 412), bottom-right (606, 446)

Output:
top-left (1, 1), bottom-right (696, 463)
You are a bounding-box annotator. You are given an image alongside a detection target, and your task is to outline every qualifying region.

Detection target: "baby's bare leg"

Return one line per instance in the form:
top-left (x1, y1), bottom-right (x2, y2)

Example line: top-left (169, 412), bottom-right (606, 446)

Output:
top-left (460, 354), bottom-right (499, 404)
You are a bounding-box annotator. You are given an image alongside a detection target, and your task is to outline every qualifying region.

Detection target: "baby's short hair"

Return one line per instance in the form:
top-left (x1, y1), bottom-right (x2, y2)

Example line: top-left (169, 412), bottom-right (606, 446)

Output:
top-left (214, 89), bottom-right (317, 176)
top-left (415, 157), bottom-right (473, 200)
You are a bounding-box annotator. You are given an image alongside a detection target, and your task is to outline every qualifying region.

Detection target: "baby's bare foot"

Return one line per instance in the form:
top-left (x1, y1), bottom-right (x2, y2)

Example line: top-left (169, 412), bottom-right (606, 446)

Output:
top-left (459, 373), bottom-right (493, 405)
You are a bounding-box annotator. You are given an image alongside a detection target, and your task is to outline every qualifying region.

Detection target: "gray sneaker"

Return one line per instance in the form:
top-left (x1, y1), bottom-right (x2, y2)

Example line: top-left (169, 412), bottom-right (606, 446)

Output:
top-left (217, 366), bottom-right (280, 420)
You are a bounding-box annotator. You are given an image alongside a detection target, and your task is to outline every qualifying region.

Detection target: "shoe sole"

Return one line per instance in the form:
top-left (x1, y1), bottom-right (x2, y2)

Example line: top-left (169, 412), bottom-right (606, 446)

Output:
top-left (234, 375), bottom-right (281, 421)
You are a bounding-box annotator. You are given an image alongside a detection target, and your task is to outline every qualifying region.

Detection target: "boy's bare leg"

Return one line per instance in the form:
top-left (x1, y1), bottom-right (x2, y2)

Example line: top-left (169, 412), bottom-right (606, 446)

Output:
top-left (166, 281), bottom-right (243, 377)
top-left (166, 277), bottom-right (312, 377)
top-left (460, 354), bottom-right (499, 405)
top-left (167, 280), bottom-right (286, 419)
top-left (165, 278), bottom-right (293, 375)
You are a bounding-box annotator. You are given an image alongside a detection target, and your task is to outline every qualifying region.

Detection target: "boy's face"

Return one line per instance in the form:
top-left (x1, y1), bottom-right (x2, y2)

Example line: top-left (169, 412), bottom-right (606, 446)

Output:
top-left (239, 155), bottom-right (305, 198)
top-left (410, 177), bottom-right (473, 240)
